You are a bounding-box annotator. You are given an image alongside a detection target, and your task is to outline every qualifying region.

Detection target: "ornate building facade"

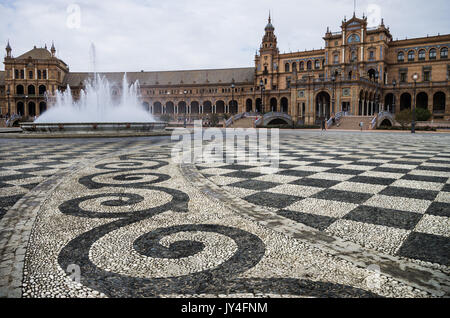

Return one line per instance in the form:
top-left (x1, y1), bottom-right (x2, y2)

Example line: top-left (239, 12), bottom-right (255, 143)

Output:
top-left (1, 14), bottom-right (449, 125)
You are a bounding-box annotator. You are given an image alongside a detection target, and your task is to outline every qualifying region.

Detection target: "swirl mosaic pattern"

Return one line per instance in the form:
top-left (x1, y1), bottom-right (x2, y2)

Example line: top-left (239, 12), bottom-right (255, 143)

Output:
top-left (22, 147), bottom-right (382, 298)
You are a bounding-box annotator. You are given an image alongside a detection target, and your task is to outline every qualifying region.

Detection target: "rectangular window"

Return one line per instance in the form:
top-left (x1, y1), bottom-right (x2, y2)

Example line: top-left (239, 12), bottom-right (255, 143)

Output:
top-left (423, 71), bottom-right (431, 82)
top-left (400, 72), bottom-right (407, 83)
top-left (43, 70), bottom-right (47, 79)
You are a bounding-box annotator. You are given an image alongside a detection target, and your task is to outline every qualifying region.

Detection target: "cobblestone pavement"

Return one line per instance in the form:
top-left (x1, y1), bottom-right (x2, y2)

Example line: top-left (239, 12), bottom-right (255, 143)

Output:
top-left (0, 132), bottom-right (449, 298)
top-left (196, 132), bottom-right (450, 269)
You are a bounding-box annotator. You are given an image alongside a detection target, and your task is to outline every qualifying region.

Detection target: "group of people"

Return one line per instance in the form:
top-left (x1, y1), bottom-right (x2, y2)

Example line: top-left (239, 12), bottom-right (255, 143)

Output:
top-left (1, 113), bottom-right (38, 127)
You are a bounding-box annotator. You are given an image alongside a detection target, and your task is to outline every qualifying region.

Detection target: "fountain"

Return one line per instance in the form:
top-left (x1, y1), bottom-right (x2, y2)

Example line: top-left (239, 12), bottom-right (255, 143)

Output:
top-left (21, 44), bottom-right (166, 134)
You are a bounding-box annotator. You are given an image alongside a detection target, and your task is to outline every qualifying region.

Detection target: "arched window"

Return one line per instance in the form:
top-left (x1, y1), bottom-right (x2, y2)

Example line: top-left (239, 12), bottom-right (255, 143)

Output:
top-left (400, 93), bottom-right (412, 111)
top-left (292, 62), bottom-right (297, 72)
top-left (17, 102), bottom-right (24, 116)
top-left (299, 62), bottom-right (304, 70)
top-left (429, 48), bottom-right (437, 60)
top-left (285, 63), bottom-right (290, 72)
top-left (39, 102), bottom-right (47, 114)
top-left (28, 102), bottom-right (36, 117)
top-left (441, 47), bottom-right (448, 59)
top-left (433, 92), bottom-right (446, 113)
top-left (398, 52), bottom-right (405, 62)
top-left (28, 85), bottom-right (36, 95)
top-left (418, 50), bottom-right (426, 60)
top-left (408, 50), bottom-right (415, 61)
top-left (333, 54), bottom-right (339, 64)
top-left (16, 85), bottom-right (24, 95)
top-left (38, 85), bottom-right (46, 95)
top-left (351, 51), bottom-right (357, 62)
top-left (307, 61), bottom-right (312, 70)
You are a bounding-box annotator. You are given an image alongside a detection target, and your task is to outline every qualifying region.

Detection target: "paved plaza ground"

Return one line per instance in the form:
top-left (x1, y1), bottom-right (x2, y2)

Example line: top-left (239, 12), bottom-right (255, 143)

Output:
top-left (0, 131), bottom-right (449, 298)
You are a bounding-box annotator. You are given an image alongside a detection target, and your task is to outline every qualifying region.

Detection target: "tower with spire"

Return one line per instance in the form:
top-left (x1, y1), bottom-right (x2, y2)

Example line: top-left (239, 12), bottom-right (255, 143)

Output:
top-left (51, 42), bottom-right (56, 57)
top-left (5, 40), bottom-right (12, 58)
top-left (260, 12), bottom-right (278, 55)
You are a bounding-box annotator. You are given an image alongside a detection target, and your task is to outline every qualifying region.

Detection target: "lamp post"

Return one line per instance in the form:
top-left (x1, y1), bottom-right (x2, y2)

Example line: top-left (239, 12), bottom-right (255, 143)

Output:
top-left (375, 72), bottom-right (379, 114)
top-left (6, 88), bottom-right (11, 117)
top-left (24, 95), bottom-right (28, 117)
top-left (259, 79), bottom-right (264, 113)
top-left (412, 73), bottom-right (419, 134)
top-left (331, 75), bottom-right (336, 115)
top-left (231, 82), bottom-right (235, 115)
top-left (183, 90), bottom-right (188, 128)
top-left (392, 79), bottom-right (397, 114)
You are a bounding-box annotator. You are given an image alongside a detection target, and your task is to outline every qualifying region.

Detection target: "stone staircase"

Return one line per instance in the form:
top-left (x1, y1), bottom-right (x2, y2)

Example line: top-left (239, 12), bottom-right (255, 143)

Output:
top-left (330, 116), bottom-right (375, 130)
top-left (229, 117), bottom-right (257, 128)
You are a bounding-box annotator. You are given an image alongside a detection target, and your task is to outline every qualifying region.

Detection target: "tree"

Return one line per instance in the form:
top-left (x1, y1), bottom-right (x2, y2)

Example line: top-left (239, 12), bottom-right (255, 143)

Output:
top-left (395, 109), bottom-right (412, 129)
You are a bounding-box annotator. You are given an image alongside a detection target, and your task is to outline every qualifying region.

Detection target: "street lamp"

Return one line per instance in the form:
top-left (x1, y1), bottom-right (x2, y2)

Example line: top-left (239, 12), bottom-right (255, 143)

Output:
top-left (183, 90), bottom-right (188, 128)
top-left (331, 75), bottom-right (336, 115)
top-left (259, 79), bottom-right (264, 113)
top-left (231, 82), bottom-right (235, 114)
top-left (6, 88), bottom-right (11, 116)
top-left (374, 72), bottom-right (379, 114)
top-left (392, 79), bottom-right (397, 114)
top-left (412, 73), bottom-right (419, 134)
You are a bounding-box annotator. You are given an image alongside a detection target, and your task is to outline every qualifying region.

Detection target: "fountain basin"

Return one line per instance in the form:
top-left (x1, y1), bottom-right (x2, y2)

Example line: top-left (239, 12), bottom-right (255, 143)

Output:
top-left (20, 122), bottom-right (167, 134)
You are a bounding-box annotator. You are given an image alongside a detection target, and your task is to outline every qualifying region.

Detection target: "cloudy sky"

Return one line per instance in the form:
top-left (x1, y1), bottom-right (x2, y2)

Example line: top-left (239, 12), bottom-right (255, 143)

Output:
top-left (1, 0), bottom-right (449, 72)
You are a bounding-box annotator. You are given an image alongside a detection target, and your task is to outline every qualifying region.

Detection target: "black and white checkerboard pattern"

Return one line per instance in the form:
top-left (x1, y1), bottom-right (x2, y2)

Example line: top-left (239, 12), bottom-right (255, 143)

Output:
top-left (0, 140), bottom-right (149, 220)
top-left (196, 134), bottom-right (450, 267)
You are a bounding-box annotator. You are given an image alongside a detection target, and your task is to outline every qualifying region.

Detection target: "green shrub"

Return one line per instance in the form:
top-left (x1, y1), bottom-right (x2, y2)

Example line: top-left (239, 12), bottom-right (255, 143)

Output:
top-left (160, 114), bottom-right (172, 123)
top-left (415, 108), bottom-right (432, 122)
top-left (208, 113), bottom-right (219, 127)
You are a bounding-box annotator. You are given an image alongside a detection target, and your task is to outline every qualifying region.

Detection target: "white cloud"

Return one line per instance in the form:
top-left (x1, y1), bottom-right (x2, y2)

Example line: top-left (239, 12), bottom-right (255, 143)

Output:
top-left (1, 0), bottom-right (449, 72)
